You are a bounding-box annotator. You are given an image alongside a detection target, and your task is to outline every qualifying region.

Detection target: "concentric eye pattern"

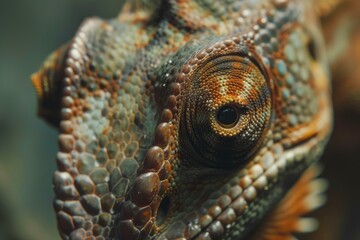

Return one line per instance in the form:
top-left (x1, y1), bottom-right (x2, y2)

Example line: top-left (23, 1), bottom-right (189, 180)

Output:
top-left (181, 55), bottom-right (271, 168)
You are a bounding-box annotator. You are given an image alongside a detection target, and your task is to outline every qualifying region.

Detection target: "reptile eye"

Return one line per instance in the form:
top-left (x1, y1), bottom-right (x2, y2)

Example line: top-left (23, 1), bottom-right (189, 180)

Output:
top-left (180, 54), bottom-right (272, 168)
top-left (216, 105), bottom-right (241, 128)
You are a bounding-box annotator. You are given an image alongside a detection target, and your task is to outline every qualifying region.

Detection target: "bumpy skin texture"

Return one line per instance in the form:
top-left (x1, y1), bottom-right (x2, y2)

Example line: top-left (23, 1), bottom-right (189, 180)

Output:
top-left (32, 0), bottom-right (333, 239)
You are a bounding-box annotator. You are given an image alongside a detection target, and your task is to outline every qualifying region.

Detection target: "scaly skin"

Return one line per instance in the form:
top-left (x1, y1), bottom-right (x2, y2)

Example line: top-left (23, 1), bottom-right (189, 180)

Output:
top-left (32, 0), bottom-right (332, 239)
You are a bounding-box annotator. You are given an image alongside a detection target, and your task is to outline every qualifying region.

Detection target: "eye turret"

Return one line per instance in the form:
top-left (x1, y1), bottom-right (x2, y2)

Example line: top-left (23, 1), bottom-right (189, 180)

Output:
top-left (180, 55), bottom-right (271, 168)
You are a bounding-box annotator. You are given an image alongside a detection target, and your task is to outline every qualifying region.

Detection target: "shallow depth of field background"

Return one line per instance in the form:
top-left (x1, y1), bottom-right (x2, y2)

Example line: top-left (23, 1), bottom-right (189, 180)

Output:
top-left (0, 1), bottom-right (122, 239)
top-left (0, 0), bottom-right (359, 240)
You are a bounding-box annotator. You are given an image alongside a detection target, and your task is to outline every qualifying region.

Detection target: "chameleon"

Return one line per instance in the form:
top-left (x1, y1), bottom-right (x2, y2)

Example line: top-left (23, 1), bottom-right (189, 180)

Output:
top-left (31, 0), bottom-right (334, 239)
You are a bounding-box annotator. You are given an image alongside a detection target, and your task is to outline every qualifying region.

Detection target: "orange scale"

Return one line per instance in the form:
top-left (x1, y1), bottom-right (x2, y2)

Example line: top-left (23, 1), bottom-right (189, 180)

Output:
top-left (131, 172), bottom-right (160, 208)
top-left (143, 146), bottom-right (165, 172)
top-left (154, 123), bottom-right (171, 149)
top-left (160, 109), bottom-right (173, 123)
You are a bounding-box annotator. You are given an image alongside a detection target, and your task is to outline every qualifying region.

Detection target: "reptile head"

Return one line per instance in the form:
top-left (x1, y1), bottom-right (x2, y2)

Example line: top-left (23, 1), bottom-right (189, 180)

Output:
top-left (32, 0), bottom-right (332, 239)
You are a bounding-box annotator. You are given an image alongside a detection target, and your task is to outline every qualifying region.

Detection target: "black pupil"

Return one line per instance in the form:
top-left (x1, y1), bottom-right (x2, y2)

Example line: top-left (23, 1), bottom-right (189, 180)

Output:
top-left (217, 106), bottom-right (239, 127)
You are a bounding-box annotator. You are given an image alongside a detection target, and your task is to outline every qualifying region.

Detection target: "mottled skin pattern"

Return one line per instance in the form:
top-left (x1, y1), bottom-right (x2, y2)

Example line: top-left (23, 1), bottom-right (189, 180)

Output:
top-left (32, 0), bottom-right (333, 239)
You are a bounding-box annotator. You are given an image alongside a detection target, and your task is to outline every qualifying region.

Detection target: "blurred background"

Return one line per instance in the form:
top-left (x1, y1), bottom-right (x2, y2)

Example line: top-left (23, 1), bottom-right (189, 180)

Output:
top-left (0, 1), bottom-right (123, 239)
top-left (0, 0), bottom-right (359, 240)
